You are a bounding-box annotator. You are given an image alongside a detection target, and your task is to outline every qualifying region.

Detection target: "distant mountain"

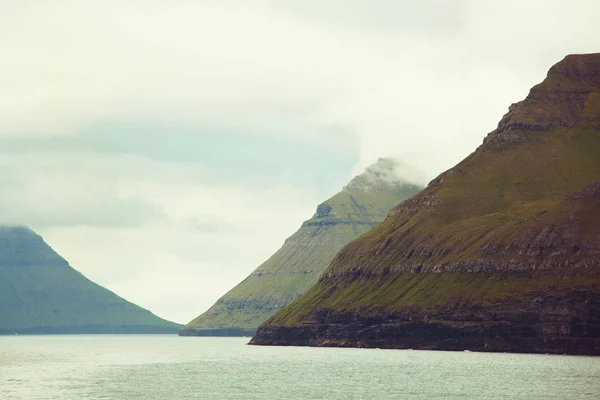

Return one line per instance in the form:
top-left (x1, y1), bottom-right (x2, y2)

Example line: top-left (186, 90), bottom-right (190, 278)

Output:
top-left (180, 158), bottom-right (422, 336)
top-left (0, 226), bottom-right (180, 334)
top-left (251, 53), bottom-right (600, 355)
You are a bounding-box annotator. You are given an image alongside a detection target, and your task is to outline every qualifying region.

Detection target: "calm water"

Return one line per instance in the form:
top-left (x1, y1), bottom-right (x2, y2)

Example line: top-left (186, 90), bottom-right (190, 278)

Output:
top-left (1, 335), bottom-right (599, 399)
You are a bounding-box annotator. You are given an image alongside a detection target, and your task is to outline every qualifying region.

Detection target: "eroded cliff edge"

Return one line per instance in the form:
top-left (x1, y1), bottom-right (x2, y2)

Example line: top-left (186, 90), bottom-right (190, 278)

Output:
top-left (250, 53), bottom-right (600, 355)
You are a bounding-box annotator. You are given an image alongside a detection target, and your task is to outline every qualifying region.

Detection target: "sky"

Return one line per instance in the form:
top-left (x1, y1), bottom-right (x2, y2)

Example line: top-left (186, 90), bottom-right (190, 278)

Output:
top-left (1, 0), bottom-right (599, 323)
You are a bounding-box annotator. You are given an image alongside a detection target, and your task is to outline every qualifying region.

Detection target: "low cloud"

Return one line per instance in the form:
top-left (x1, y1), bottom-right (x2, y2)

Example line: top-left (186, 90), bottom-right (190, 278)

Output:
top-left (344, 158), bottom-right (426, 193)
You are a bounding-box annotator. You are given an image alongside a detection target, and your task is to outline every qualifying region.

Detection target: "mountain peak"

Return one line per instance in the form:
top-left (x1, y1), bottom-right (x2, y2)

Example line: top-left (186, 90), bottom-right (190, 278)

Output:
top-left (549, 53), bottom-right (600, 84)
top-left (344, 158), bottom-right (420, 192)
top-left (492, 52), bottom-right (600, 136)
top-left (0, 225), bottom-right (67, 268)
top-left (0, 225), bottom-right (181, 333)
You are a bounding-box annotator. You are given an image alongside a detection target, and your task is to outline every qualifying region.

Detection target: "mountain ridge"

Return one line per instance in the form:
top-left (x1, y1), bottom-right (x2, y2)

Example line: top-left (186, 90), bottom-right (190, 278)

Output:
top-left (180, 158), bottom-right (422, 336)
top-left (0, 226), bottom-right (181, 334)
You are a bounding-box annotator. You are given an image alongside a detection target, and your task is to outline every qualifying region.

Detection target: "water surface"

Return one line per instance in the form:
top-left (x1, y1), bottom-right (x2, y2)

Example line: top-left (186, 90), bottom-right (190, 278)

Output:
top-left (1, 335), bottom-right (599, 399)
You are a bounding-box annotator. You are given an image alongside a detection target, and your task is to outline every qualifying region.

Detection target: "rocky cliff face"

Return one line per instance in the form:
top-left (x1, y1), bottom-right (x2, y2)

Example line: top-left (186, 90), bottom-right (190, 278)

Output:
top-left (0, 226), bottom-right (181, 334)
top-left (251, 53), bottom-right (600, 355)
top-left (180, 159), bottom-right (422, 336)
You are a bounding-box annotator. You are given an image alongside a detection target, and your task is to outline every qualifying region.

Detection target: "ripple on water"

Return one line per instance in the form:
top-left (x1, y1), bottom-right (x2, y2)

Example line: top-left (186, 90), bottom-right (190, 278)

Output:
top-left (1, 335), bottom-right (599, 399)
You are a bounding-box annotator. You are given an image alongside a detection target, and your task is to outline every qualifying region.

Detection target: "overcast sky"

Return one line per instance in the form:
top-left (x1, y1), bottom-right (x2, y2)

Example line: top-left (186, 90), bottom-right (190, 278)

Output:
top-left (1, 0), bottom-right (599, 323)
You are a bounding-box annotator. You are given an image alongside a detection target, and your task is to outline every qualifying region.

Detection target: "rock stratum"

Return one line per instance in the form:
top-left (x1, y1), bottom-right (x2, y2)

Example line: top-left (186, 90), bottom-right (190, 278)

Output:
top-left (251, 53), bottom-right (600, 355)
top-left (0, 226), bottom-right (181, 334)
top-left (180, 159), bottom-right (422, 336)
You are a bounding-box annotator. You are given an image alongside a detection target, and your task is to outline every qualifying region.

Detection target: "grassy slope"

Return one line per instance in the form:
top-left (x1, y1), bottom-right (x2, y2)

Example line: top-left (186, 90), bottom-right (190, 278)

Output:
top-left (0, 227), bottom-right (180, 333)
top-left (182, 161), bottom-right (422, 333)
top-left (338, 126), bottom-right (600, 276)
top-left (257, 54), bottom-right (600, 343)
top-left (266, 179), bottom-right (600, 327)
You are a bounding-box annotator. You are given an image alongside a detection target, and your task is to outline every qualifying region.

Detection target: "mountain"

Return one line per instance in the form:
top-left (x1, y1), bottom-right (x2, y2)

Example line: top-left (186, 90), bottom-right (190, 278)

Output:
top-left (0, 226), bottom-right (181, 334)
top-left (250, 53), bottom-right (600, 355)
top-left (180, 159), bottom-right (422, 336)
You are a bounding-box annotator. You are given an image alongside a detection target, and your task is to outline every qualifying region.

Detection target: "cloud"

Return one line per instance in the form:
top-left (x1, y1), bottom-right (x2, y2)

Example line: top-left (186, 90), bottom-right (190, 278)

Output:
top-left (0, 123), bottom-right (358, 190)
top-left (2, 1), bottom-right (598, 178)
top-left (0, 153), bottom-right (167, 228)
top-left (344, 158), bottom-right (426, 192)
top-left (266, 0), bottom-right (466, 35)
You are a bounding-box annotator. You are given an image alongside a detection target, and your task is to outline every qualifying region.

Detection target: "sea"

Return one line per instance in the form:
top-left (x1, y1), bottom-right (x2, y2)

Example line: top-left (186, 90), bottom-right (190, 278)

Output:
top-left (1, 335), bottom-right (599, 399)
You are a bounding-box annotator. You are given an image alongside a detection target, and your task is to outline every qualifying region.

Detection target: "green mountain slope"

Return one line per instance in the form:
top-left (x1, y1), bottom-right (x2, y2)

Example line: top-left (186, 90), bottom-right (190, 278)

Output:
top-left (251, 53), bottom-right (600, 355)
top-left (180, 159), bottom-right (422, 336)
top-left (0, 226), bottom-right (181, 334)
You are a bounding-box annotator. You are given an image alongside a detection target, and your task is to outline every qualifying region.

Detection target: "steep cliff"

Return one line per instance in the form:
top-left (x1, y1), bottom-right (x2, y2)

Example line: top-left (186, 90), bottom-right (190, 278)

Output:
top-left (251, 53), bottom-right (600, 355)
top-left (180, 159), bottom-right (422, 336)
top-left (0, 226), bottom-right (181, 334)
